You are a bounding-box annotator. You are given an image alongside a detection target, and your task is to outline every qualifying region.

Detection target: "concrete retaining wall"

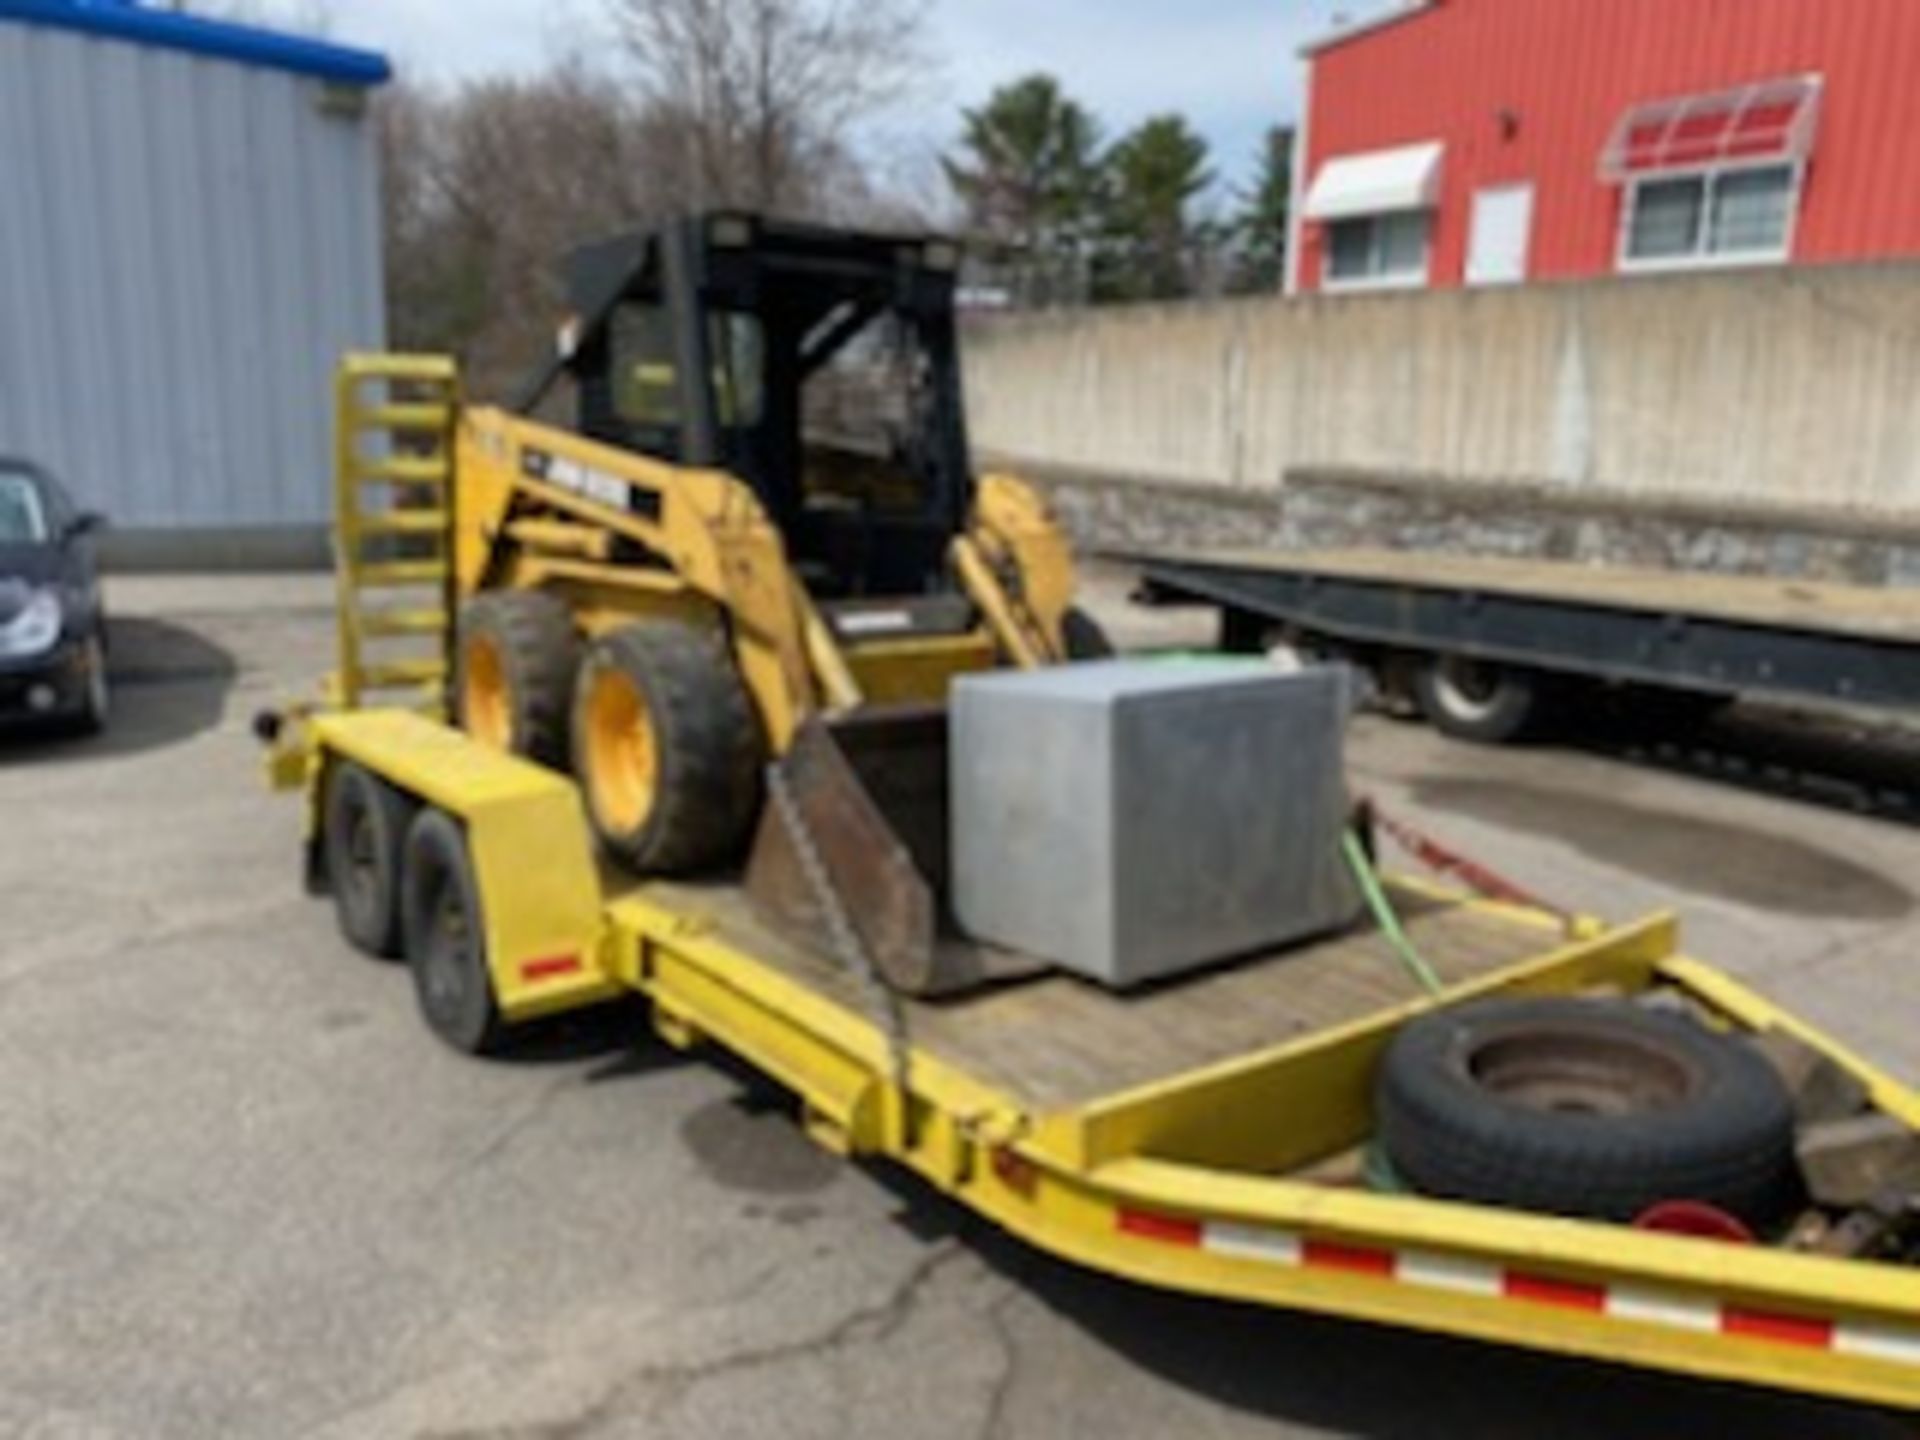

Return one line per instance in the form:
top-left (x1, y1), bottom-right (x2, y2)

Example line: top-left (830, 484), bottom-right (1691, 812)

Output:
top-left (963, 264), bottom-right (1920, 573)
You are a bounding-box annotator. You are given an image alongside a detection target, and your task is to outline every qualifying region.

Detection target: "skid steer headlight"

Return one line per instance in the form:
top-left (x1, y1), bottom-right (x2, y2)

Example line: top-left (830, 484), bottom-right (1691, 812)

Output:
top-left (0, 587), bottom-right (62, 660)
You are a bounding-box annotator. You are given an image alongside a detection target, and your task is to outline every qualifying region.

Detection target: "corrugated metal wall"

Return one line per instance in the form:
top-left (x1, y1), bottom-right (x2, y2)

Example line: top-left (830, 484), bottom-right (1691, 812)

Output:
top-left (0, 23), bottom-right (384, 539)
top-left (1301, 0), bottom-right (1920, 290)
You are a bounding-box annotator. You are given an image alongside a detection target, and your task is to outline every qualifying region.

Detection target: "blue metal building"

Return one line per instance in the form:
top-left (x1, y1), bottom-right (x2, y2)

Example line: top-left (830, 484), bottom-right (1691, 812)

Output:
top-left (0, 0), bottom-right (392, 565)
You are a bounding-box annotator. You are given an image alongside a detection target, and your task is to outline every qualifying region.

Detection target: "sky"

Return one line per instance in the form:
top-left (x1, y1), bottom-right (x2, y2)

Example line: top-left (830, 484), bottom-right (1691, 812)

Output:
top-left (290, 0), bottom-right (1398, 200)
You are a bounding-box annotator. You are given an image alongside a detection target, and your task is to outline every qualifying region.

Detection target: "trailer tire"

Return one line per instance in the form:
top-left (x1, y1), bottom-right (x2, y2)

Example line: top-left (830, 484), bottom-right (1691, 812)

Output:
top-left (323, 761), bottom-right (416, 959)
top-left (573, 622), bottom-right (764, 876)
top-left (457, 591), bottom-right (580, 769)
top-left (1061, 606), bottom-right (1116, 661)
top-left (1376, 998), bottom-right (1800, 1225)
top-left (402, 808), bottom-right (507, 1055)
top-left (1415, 656), bottom-right (1547, 744)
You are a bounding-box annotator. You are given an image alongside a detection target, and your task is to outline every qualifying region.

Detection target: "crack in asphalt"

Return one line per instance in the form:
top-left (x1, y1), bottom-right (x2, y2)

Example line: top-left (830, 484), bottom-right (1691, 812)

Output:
top-left (973, 1289), bottom-right (1023, 1440)
top-left (422, 1240), bottom-right (969, 1440)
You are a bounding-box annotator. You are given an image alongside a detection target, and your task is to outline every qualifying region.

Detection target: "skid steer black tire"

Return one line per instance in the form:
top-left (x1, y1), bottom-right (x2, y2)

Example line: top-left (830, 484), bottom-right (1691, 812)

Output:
top-left (402, 808), bottom-right (508, 1056)
top-left (323, 761), bottom-right (416, 960)
top-left (1062, 605), bottom-right (1116, 661)
top-left (456, 591), bottom-right (581, 769)
top-left (572, 622), bottom-right (765, 877)
top-left (1376, 998), bottom-right (1800, 1226)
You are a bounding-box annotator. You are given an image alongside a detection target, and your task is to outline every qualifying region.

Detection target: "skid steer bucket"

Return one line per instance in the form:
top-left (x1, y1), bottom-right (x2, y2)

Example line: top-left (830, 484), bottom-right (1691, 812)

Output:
top-left (745, 708), bottom-right (1040, 999)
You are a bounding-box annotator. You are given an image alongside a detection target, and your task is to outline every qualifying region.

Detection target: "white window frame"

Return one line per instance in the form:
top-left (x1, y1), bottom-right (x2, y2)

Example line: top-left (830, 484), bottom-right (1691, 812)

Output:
top-left (1320, 210), bottom-right (1433, 294)
top-left (1615, 158), bottom-right (1805, 276)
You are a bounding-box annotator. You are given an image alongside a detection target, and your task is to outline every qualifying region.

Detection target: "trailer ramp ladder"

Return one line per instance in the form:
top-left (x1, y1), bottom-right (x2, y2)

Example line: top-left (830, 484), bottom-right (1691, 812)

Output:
top-left (332, 354), bottom-right (458, 715)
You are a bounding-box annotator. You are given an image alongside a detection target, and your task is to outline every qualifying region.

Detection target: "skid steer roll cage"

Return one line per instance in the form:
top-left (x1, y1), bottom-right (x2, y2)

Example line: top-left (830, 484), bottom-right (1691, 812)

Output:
top-left (517, 212), bottom-right (974, 600)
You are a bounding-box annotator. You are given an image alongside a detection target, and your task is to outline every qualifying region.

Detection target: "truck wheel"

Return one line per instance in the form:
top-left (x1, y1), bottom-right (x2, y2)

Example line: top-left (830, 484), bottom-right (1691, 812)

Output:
top-left (323, 761), bottom-right (416, 959)
top-left (457, 591), bottom-right (580, 769)
top-left (1376, 998), bottom-right (1799, 1225)
top-left (401, 808), bottom-right (507, 1055)
top-left (1061, 606), bottom-right (1116, 660)
top-left (573, 622), bottom-right (765, 876)
top-left (1415, 656), bottom-right (1545, 743)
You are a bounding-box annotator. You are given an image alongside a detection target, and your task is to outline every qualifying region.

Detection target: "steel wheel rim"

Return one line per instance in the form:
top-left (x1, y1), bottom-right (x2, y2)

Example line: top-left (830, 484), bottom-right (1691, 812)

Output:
top-left (344, 801), bottom-right (378, 908)
top-left (1434, 657), bottom-right (1505, 721)
top-left (585, 663), bottom-right (657, 835)
top-left (1466, 1030), bottom-right (1700, 1118)
top-left (462, 634), bottom-right (512, 750)
top-left (423, 882), bottom-right (471, 1015)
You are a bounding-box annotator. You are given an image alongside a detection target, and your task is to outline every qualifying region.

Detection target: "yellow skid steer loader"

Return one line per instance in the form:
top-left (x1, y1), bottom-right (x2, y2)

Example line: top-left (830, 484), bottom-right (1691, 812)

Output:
top-left (311, 214), bottom-right (1108, 995)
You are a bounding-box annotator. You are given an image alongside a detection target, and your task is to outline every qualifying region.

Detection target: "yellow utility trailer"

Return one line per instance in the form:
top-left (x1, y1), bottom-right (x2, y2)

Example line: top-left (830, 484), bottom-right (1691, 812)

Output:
top-left (269, 699), bottom-right (1920, 1413)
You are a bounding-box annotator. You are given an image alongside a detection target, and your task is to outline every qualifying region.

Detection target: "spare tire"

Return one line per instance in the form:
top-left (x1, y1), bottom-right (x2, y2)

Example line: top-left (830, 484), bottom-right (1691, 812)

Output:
top-left (1376, 998), bottom-right (1799, 1225)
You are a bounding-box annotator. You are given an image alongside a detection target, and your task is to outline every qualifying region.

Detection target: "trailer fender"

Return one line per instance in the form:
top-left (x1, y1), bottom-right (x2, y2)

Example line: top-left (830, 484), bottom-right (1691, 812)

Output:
top-left (310, 709), bottom-right (619, 1025)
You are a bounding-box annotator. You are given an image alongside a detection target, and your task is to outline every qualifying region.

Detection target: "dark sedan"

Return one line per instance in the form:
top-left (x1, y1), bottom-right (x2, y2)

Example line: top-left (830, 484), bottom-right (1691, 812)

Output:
top-left (0, 459), bottom-right (107, 733)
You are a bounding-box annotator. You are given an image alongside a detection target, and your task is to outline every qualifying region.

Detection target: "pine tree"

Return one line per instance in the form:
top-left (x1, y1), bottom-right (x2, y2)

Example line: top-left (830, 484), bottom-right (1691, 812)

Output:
top-left (943, 75), bottom-right (1104, 306)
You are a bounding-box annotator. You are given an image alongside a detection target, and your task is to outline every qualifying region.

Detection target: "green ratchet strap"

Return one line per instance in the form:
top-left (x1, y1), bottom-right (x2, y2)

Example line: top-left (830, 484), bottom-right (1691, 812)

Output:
top-left (1343, 829), bottom-right (1445, 998)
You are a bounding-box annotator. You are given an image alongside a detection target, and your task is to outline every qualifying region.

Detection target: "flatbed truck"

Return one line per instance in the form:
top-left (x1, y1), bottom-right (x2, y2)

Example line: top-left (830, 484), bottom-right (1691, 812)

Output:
top-left (1134, 547), bottom-right (1920, 743)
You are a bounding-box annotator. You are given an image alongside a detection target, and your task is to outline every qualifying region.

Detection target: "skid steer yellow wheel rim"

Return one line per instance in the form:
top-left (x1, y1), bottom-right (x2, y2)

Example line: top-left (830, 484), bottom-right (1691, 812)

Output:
top-left (461, 634), bottom-right (513, 751)
top-left (584, 665), bottom-right (658, 836)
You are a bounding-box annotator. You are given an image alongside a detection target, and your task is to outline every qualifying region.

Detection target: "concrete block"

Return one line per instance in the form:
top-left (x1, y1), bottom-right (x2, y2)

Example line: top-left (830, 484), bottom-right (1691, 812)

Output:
top-left (1752, 1028), bottom-right (1871, 1124)
top-left (1796, 1112), bottom-right (1920, 1209)
top-left (950, 659), bottom-right (1363, 988)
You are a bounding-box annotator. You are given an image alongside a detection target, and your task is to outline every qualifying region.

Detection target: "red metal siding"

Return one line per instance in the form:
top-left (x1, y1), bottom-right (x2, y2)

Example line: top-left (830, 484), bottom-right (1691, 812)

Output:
top-left (1299, 0), bottom-right (1920, 290)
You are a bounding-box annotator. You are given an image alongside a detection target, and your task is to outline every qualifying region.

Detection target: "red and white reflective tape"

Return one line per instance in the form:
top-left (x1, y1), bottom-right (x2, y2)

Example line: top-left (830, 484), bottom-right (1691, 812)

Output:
top-left (1116, 1210), bottom-right (1920, 1367)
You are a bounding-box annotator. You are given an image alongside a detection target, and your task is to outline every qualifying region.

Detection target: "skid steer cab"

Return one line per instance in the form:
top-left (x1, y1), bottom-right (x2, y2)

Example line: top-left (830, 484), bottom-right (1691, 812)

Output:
top-left (268, 213), bottom-right (1110, 916)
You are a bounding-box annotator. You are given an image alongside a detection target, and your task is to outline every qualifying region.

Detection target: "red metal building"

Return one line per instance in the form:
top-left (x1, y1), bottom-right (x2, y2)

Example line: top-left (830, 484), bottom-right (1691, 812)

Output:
top-left (1287, 0), bottom-right (1920, 294)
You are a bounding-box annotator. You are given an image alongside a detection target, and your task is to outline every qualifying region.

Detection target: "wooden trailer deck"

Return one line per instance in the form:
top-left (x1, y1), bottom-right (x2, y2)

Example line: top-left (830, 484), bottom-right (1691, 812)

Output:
top-left (638, 878), bottom-right (1562, 1110)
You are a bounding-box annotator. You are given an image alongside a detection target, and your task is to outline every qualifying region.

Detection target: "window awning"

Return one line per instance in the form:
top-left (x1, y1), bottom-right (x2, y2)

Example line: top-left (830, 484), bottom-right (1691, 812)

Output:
top-left (1600, 75), bottom-right (1822, 182)
top-left (1304, 141), bottom-right (1445, 222)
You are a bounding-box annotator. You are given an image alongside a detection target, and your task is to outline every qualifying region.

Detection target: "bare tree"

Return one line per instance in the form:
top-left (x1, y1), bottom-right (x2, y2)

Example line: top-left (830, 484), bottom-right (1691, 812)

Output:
top-left (606, 0), bottom-right (928, 212)
top-left (378, 68), bottom-right (674, 397)
top-left (375, 4), bottom-right (932, 395)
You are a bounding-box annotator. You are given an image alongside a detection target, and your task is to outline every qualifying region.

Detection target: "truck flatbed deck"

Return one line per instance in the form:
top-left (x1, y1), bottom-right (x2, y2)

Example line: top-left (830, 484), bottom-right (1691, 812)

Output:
top-left (1149, 547), bottom-right (1920, 643)
top-left (1135, 546), bottom-right (1920, 713)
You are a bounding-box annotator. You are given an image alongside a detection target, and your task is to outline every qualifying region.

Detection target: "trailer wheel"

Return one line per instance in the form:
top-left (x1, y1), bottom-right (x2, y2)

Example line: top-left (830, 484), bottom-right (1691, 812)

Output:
top-left (1376, 998), bottom-right (1799, 1225)
top-left (401, 809), bottom-right (507, 1055)
top-left (457, 591), bottom-right (580, 769)
top-left (1415, 656), bottom-right (1546, 744)
top-left (323, 761), bottom-right (416, 959)
top-left (573, 622), bottom-right (764, 876)
top-left (1061, 606), bottom-right (1116, 661)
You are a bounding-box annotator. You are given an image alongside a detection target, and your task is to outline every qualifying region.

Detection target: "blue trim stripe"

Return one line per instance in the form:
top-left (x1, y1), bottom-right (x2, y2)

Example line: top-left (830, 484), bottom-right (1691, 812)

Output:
top-left (0, 0), bottom-right (390, 86)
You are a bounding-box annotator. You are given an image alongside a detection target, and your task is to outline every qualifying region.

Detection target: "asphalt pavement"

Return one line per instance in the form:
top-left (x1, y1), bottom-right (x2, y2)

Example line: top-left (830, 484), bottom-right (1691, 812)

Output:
top-left (1, 570), bottom-right (1916, 1438)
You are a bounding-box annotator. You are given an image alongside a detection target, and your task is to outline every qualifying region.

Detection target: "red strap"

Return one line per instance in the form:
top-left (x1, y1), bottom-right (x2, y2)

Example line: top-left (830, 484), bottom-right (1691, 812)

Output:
top-left (1365, 802), bottom-right (1566, 920)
